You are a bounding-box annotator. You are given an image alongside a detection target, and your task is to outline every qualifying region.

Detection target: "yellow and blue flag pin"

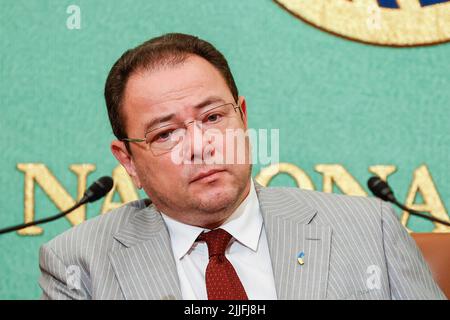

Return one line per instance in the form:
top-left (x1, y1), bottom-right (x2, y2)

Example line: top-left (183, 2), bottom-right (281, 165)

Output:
top-left (297, 251), bottom-right (305, 265)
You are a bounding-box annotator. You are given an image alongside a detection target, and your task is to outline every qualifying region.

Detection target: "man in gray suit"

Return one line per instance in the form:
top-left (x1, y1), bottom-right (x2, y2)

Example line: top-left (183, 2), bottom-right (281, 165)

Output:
top-left (39, 33), bottom-right (445, 300)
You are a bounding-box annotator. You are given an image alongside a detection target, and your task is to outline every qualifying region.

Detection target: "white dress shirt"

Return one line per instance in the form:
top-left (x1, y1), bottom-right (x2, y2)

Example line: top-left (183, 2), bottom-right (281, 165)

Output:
top-left (160, 180), bottom-right (278, 300)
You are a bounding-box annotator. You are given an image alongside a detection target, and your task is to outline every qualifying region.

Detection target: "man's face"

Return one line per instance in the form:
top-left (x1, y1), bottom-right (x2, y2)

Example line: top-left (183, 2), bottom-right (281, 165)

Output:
top-left (111, 55), bottom-right (251, 226)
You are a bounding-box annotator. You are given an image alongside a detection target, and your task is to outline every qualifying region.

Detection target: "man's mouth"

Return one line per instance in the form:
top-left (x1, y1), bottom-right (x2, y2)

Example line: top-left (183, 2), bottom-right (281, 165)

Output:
top-left (190, 169), bottom-right (226, 184)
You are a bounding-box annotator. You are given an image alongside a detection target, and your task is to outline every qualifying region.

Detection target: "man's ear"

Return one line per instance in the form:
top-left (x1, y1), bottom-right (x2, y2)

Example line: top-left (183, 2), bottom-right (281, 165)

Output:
top-left (238, 96), bottom-right (248, 128)
top-left (110, 140), bottom-right (142, 189)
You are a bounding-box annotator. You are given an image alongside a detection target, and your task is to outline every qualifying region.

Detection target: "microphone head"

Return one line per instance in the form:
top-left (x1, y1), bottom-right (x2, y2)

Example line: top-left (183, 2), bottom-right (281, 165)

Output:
top-left (82, 176), bottom-right (114, 203)
top-left (367, 176), bottom-right (396, 202)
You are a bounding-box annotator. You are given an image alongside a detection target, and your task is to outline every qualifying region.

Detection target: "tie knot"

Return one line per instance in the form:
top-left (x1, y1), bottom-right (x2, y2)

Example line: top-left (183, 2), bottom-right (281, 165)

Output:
top-left (197, 228), bottom-right (232, 258)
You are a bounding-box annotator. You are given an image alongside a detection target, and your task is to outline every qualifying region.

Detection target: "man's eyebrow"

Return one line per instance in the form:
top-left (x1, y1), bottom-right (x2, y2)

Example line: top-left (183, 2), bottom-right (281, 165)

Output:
top-left (194, 96), bottom-right (226, 111)
top-left (143, 96), bottom-right (226, 133)
top-left (143, 113), bottom-right (176, 134)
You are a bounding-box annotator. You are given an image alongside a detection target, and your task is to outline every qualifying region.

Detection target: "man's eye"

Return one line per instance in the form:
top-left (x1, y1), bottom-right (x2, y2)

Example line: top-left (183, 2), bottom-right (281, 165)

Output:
top-left (155, 131), bottom-right (173, 141)
top-left (206, 113), bottom-right (221, 123)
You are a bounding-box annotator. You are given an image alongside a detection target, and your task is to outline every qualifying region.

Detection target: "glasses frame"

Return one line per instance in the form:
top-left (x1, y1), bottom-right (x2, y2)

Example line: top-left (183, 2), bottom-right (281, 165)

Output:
top-left (120, 102), bottom-right (243, 156)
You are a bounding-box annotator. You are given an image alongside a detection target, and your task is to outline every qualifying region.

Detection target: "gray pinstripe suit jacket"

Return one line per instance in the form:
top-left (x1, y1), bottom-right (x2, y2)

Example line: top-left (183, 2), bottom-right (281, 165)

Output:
top-left (38, 183), bottom-right (446, 300)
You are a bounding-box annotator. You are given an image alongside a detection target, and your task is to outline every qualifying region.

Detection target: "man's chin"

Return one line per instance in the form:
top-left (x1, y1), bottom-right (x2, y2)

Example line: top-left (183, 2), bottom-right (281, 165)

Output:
top-left (185, 170), bottom-right (250, 213)
top-left (191, 184), bottom-right (238, 213)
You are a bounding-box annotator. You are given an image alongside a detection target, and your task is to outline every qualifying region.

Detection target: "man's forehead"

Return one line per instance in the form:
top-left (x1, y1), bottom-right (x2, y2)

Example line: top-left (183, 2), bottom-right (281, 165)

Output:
top-left (126, 79), bottom-right (203, 107)
top-left (123, 56), bottom-right (231, 111)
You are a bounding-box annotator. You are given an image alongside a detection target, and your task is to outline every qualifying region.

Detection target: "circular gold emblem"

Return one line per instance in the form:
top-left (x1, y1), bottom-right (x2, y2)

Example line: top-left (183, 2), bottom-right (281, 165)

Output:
top-left (275, 0), bottom-right (450, 46)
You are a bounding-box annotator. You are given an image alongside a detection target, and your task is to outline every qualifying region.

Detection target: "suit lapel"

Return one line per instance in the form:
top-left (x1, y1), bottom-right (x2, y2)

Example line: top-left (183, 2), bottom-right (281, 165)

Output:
top-left (109, 203), bottom-right (182, 300)
top-left (108, 183), bottom-right (332, 300)
top-left (255, 184), bottom-right (332, 299)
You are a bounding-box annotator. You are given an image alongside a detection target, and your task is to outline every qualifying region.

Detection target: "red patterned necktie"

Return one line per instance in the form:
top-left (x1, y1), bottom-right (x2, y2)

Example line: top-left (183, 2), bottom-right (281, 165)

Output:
top-left (197, 228), bottom-right (248, 300)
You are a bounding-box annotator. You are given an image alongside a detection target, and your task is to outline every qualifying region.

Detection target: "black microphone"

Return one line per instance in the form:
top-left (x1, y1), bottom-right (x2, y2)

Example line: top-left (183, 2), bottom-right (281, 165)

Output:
top-left (79, 176), bottom-right (114, 204)
top-left (367, 176), bottom-right (450, 227)
top-left (0, 176), bottom-right (114, 235)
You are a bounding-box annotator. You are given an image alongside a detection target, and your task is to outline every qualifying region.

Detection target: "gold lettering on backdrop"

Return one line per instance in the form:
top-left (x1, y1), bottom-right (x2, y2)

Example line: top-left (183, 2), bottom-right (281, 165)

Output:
top-left (101, 165), bottom-right (139, 214)
top-left (314, 164), bottom-right (367, 196)
top-left (16, 163), bottom-right (96, 235)
top-left (15, 162), bottom-right (448, 234)
top-left (255, 163), bottom-right (315, 190)
top-left (401, 165), bottom-right (450, 233)
top-left (368, 165), bottom-right (397, 181)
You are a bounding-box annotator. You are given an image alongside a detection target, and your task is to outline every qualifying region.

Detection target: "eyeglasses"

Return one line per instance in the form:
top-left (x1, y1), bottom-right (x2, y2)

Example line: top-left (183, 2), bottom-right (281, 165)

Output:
top-left (120, 102), bottom-right (242, 156)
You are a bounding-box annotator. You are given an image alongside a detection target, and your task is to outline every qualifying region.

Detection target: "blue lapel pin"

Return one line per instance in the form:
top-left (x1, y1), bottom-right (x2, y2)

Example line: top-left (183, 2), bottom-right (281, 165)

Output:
top-left (297, 251), bottom-right (305, 265)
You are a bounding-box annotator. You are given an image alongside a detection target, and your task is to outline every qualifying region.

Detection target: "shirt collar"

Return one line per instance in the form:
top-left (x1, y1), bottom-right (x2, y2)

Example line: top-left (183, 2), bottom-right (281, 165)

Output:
top-left (160, 179), bottom-right (263, 260)
top-left (220, 179), bottom-right (262, 252)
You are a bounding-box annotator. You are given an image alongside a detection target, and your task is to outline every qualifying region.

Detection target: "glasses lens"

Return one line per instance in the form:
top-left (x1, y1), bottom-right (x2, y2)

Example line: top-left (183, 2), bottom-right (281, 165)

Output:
top-left (149, 127), bottom-right (186, 155)
top-left (147, 103), bottom-right (239, 156)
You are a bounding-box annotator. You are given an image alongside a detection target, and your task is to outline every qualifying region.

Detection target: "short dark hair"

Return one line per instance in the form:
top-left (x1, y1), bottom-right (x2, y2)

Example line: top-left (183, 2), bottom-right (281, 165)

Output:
top-left (104, 33), bottom-right (239, 148)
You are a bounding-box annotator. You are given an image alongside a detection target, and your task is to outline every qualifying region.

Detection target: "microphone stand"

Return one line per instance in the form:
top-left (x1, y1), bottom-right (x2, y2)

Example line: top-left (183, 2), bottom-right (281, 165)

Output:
top-left (0, 176), bottom-right (113, 235)
top-left (392, 199), bottom-right (450, 227)
top-left (0, 201), bottom-right (85, 235)
top-left (368, 176), bottom-right (450, 227)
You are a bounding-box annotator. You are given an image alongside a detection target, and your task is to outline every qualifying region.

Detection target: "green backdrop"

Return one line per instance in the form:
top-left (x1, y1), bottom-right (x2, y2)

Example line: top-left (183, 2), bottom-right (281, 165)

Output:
top-left (0, 0), bottom-right (449, 299)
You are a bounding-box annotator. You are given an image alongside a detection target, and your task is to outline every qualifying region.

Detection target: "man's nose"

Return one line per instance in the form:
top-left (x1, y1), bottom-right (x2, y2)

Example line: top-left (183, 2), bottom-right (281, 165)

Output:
top-left (183, 121), bottom-right (214, 163)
